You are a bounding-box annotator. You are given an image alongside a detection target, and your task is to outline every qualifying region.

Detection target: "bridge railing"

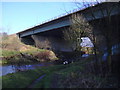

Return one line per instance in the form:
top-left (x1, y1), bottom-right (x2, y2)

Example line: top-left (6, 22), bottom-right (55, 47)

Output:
top-left (25, 1), bottom-right (103, 30)
top-left (39, 2), bottom-right (104, 24)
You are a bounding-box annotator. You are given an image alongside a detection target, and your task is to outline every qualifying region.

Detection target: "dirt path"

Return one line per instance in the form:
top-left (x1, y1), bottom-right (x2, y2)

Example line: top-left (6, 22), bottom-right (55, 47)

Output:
top-left (27, 74), bottom-right (46, 88)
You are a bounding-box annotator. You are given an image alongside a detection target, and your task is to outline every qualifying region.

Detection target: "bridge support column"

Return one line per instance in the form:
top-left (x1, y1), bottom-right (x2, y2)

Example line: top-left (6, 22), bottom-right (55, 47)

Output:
top-left (31, 35), bottom-right (51, 49)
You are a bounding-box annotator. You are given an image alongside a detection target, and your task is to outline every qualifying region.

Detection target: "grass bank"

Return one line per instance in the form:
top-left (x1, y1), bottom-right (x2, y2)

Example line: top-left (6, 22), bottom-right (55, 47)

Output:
top-left (2, 69), bottom-right (44, 88)
top-left (0, 49), bottom-right (41, 65)
top-left (2, 64), bottom-right (66, 88)
top-left (2, 56), bottom-right (119, 88)
top-left (0, 48), bottom-right (56, 65)
top-left (34, 58), bottom-right (119, 88)
top-left (0, 33), bottom-right (57, 65)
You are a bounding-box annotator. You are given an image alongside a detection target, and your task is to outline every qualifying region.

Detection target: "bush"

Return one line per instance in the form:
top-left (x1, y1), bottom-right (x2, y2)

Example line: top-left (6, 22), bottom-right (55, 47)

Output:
top-left (35, 51), bottom-right (51, 62)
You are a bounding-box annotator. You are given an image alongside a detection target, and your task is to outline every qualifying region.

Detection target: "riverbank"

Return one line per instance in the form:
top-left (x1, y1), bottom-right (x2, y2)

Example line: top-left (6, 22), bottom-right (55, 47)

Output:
top-left (2, 62), bottom-right (65, 88)
top-left (2, 56), bottom-right (119, 88)
top-left (0, 49), bottom-right (57, 65)
top-left (1, 62), bottom-right (53, 76)
top-left (0, 33), bottom-right (57, 65)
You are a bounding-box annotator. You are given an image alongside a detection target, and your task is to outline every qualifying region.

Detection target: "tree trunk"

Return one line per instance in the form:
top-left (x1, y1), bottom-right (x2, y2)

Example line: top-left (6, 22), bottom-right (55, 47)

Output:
top-left (106, 38), bottom-right (112, 74)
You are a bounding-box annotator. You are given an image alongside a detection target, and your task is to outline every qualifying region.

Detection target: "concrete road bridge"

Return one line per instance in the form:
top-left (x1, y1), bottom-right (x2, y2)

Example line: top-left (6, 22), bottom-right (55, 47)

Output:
top-left (17, 2), bottom-right (120, 59)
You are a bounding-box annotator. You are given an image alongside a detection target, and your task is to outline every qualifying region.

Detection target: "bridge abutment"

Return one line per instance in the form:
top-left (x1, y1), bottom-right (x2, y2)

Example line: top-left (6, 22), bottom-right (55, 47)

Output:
top-left (20, 36), bottom-right (35, 46)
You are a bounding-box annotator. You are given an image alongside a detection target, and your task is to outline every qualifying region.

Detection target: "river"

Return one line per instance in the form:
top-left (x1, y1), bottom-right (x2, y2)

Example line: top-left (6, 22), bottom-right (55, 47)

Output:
top-left (0, 62), bottom-right (52, 76)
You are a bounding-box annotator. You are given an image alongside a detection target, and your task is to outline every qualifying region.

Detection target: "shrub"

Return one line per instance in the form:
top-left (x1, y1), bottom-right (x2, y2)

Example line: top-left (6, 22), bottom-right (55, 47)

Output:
top-left (35, 51), bottom-right (51, 62)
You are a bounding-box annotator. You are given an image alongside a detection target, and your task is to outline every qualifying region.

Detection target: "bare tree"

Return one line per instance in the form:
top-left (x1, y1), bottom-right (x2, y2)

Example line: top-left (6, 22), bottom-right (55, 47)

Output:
top-left (73, 0), bottom-right (120, 73)
top-left (0, 32), bottom-right (9, 49)
top-left (63, 13), bottom-right (93, 52)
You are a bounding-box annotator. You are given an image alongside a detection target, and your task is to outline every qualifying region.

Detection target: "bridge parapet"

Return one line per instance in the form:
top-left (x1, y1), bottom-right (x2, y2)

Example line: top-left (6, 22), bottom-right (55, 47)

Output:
top-left (17, 2), bottom-right (119, 38)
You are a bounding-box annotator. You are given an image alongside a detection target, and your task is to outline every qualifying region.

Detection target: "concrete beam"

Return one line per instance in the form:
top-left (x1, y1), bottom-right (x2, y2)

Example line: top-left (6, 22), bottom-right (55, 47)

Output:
top-left (18, 2), bottom-right (119, 38)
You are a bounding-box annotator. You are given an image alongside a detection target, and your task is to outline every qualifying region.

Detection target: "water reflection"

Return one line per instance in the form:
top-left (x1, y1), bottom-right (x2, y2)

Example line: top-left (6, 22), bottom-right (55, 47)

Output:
top-left (1, 63), bottom-right (51, 76)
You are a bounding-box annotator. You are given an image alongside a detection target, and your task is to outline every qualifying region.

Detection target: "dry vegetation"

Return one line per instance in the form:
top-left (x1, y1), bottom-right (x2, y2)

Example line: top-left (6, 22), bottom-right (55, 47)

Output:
top-left (0, 33), bottom-right (57, 65)
top-left (0, 33), bottom-right (38, 51)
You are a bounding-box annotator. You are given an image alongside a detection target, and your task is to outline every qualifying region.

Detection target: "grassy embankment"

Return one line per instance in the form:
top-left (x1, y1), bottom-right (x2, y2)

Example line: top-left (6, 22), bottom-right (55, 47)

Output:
top-left (0, 34), bottom-right (57, 65)
top-left (2, 55), bottom-right (118, 88)
top-left (0, 48), bottom-right (47, 65)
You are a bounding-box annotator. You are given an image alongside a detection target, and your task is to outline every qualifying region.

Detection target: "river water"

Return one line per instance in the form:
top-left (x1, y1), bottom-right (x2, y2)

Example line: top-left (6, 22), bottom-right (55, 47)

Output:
top-left (0, 63), bottom-right (52, 76)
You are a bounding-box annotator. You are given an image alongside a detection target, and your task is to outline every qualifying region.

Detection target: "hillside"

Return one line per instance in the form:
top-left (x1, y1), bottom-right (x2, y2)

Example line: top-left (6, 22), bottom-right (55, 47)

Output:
top-left (0, 33), bottom-right (57, 65)
top-left (0, 33), bottom-right (38, 52)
